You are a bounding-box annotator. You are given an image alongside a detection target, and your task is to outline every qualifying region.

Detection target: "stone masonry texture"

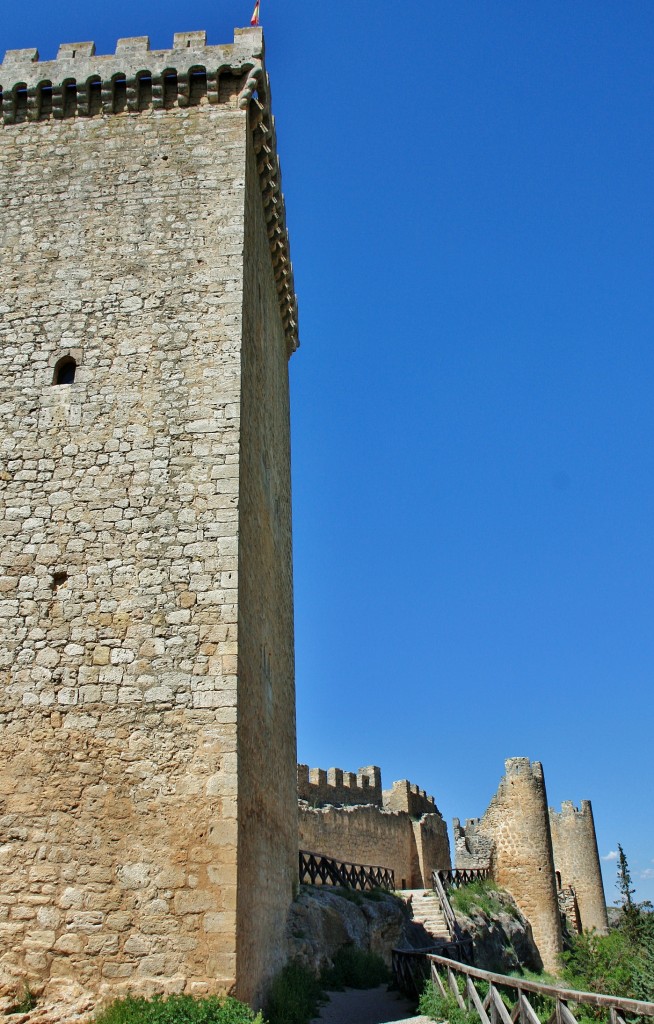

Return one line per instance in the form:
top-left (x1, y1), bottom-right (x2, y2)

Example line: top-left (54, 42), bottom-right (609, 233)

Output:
top-left (0, 26), bottom-right (297, 1008)
top-left (549, 801), bottom-right (609, 935)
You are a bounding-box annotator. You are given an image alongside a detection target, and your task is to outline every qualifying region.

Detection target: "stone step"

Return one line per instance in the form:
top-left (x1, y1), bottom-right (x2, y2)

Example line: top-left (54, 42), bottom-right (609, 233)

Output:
top-left (397, 888), bottom-right (451, 942)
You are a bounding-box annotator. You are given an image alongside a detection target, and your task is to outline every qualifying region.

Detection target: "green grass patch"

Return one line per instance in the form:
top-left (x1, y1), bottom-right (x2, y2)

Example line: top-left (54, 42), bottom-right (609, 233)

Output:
top-left (321, 947), bottom-right (389, 990)
top-left (418, 981), bottom-right (475, 1024)
top-left (95, 995), bottom-right (263, 1024)
top-left (266, 963), bottom-right (323, 1024)
top-left (8, 985), bottom-right (37, 1015)
top-left (359, 888), bottom-right (388, 902)
top-left (330, 887), bottom-right (363, 906)
top-left (266, 948), bottom-right (389, 1024)
top-left (449, 880), bottom-right (517, 919)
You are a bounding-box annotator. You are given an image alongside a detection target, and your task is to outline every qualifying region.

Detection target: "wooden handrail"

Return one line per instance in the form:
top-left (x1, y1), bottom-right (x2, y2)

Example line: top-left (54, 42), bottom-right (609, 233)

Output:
top-left (423, 953), bottom-right (654, 1020)
top-left (435, 867), bottom-right (492, 889)
top-left (298, 850), bottom-right (394, 892)
top-left (432, 868), bottom-right (460, 940)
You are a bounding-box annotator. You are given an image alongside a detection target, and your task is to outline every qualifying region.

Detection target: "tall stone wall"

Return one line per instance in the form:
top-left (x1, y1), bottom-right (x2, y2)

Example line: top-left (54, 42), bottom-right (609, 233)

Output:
top-left (0, 27), bottom-right (297, 1007)
top-left (549, 801), bottom-right (608, 935)
top-left (235, 114), bottom-right (298, 999)
top-left (412, 815), bottom-right (452, 887)
top-left (299, 804), bottom-right (450, 889)
top-left (455, 758), bottom-right (563, 972)
top-left (300, 805), bottom-right (417, 888)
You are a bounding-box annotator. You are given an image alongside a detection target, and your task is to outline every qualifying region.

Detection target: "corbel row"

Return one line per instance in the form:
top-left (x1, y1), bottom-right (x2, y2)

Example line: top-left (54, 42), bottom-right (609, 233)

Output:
top-left (0, 62), bottom-right (249, 123)
top-left (244, 71), bottom-right (299, 353)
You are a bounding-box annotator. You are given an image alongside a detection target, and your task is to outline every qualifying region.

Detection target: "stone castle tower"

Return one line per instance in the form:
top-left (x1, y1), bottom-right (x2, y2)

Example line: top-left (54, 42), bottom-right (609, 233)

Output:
top-left (454, 758), bottom-right (608, 970)
top-left (454, 758), bottom-right (563, 971)
top-left (549, 800), bottom-right (609, 935)
top-left (0, 27), bottom-right (297, 1005)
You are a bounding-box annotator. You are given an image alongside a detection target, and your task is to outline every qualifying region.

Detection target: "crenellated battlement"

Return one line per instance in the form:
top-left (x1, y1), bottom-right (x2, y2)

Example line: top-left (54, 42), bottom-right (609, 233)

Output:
top-left (0, 27), bottom-right (299, 354)
top-left (504, 756), bottom-right (545, 782)
top-left (0, 29), bottom-right (259, 102)
top-left (550, 800), bottom-right (593, 820)
top-left (297, 764), bottom-right (383, 808)
top-left (382, 778), bottom-right (439, 818)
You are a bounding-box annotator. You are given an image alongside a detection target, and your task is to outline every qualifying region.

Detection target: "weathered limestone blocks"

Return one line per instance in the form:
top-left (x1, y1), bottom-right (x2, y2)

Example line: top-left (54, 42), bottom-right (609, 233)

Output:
top-left (453, 817), bottom-right (495, 869)
top-left (0, 25), bottom-right (297, 1007)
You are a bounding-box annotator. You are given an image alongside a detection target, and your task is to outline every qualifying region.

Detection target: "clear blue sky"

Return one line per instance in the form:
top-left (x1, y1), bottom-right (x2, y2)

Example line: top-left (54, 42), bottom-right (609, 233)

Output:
top-left (4, 1), bottom-right (653, 905)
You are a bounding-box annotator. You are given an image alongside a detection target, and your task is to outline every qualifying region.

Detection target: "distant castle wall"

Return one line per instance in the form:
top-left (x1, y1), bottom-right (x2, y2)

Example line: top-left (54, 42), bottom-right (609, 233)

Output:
top-left (452, 817), bottom-right (494, 869)
top-left (549, 801), bottom-right (608, 935)
top-left (454, 758), bottom-right (563, 972)
top-left (298, 804), bottom-right (450, 889)
top-left (298, 764), bottom-right (450, 887)
top-left (412, 814), bottom-right (452, 888)
top-left (297, 764), bottom-right (382, 808)
top-left (383, 779), bottom-right (439, 817)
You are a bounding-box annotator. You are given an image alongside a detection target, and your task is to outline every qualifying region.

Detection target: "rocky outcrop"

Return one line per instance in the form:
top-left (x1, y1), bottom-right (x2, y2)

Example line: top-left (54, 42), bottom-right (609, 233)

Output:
top-left (454, 891), bottom-right (542, 973)
top-left (286, 887), bottom-right (408, 973)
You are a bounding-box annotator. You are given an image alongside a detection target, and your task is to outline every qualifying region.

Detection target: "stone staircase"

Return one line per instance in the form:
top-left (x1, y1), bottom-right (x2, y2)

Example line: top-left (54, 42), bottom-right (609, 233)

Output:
top-left (397, 888), bottom-right (451, 946)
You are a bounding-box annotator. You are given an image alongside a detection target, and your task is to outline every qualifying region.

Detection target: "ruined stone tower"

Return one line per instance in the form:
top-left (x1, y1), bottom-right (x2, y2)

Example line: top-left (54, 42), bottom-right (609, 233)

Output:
top-left (549, 800), bottom-right (609, 935)
top-left (454, 758), bottom-right (563, 972)
top-left (0, 27), bottom-right (297, 1005)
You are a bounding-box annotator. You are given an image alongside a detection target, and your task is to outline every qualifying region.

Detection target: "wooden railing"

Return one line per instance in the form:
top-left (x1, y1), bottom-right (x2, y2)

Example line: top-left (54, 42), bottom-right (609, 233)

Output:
top-left (399, 952), bottom-right (654, 1024)
top-left (432, 869), bottom-right (463, 940)
top-left (435, 867), bottom-right (492, 889)
top-left (392, 943), bottom-right (471, 998)
top-left (298, 850), bottom-right (394, 891)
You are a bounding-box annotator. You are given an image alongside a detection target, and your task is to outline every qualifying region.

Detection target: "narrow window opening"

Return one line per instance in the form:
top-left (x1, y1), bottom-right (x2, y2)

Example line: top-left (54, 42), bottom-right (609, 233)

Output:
top-left (88, 77), bottom-right (102, 116)
top-left (53, 356), bottom-right (77, 385)
top-left (137, 73), bottom-right (152, 111)
top-left (15, 85), bottom-right (28, 121)
top-left (163, 70), bottom-right (178, 108)
top-left (190, 68), bottom-right (207, 105)
top-left (113, 74), bottom-right (127, 113)
top-left (63, 80), bottom-right (77, 117)
top-left (51, 571), bottom-right (68, 591)
top-left (39, 82), bottom-right (53, 118)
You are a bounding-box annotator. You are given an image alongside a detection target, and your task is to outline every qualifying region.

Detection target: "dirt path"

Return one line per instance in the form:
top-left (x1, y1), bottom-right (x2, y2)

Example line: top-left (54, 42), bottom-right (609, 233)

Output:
top-left (309, 984), bottom-right (431, 1024)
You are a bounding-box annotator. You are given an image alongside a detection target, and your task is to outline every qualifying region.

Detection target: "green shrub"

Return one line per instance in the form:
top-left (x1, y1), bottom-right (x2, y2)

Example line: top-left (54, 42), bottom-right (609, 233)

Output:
top-left (95, 994), bottom-right (263, 1024)
top-left (418, 980), bottom-right (475, 1024)
top-left (330, 887), bottom-right (363, 906)
top-left (321, 947), bottom-right (389, 990)
top-left (266, 963), bottom-right (323, 1024)
top-left (449, 881), bottom-right (512, 919)
top-left (8, 984), bottom-right (37, 1015)
top-left (560, 926), bottom-right (654, 1003)
top-left (359, 888), bottom-right (387, 902)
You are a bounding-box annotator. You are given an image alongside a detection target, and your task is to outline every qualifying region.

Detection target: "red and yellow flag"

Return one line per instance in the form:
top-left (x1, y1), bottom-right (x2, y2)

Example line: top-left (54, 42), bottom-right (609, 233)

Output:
top-left (250, 1), bottom-right (260, 25)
